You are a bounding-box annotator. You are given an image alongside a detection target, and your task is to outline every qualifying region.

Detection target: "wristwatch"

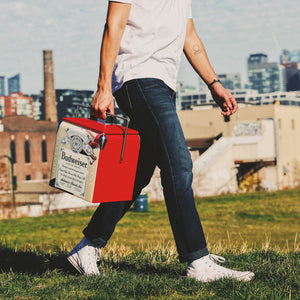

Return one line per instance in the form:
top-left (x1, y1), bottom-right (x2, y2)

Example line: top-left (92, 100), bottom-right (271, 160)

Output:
top-left (208, 79), bottom-right (221, 89)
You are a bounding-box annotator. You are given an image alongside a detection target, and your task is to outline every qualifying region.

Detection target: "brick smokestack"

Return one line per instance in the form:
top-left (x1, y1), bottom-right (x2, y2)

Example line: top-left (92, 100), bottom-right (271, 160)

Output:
top-left (43, 49), bottom-right (57, 122)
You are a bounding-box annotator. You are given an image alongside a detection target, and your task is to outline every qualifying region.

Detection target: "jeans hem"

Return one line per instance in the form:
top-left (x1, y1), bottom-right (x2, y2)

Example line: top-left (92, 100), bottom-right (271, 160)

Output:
top-left (83, 230), bottom-right (107, 248)
top-left (179, 247), bottom-right (209, 263)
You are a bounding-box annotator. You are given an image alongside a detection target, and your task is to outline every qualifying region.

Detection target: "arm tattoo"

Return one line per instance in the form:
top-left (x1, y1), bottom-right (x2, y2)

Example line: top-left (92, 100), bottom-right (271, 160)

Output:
top-left (192, 44), bottom-right (202, 56)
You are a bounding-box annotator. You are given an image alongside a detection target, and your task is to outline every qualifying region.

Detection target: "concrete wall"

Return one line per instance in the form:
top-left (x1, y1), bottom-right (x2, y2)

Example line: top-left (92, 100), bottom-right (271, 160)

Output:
top-left (179, 105), bottom-right (300, 191)
top-left (193, 139), bottom-right (238, 196)
top-left (273, 107), bottom-right (300, 188)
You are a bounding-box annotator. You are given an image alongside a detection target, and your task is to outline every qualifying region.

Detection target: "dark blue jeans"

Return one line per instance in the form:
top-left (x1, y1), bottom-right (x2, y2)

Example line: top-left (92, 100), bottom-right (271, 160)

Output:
top-left (83, 78), bottom-right (208, 263)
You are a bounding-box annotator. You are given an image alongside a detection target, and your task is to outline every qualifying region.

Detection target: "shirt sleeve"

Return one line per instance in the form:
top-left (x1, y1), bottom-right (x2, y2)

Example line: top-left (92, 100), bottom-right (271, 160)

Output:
top-left (188, 0), bottom-right (192, 19)
top-left (108, 0), bottom-right (133, 4)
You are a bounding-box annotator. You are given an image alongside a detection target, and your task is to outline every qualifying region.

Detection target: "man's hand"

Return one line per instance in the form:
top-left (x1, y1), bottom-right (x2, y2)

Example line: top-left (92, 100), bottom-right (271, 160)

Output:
top-left (210, 83), bottom-right (238, 116)
top-left (91, 88), bottom-right (115, 120)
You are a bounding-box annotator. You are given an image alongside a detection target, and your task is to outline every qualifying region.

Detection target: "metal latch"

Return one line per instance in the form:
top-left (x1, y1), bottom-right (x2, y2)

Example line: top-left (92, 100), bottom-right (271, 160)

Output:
top-left (75, 105), bottom-right (130, 163)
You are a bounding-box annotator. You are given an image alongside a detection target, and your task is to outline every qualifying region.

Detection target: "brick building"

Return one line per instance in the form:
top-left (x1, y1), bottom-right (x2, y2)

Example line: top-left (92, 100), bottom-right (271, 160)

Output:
top-left (0, 92), bottom-right (34, 118)
top-left (0, 116), bottom-right (57, 190)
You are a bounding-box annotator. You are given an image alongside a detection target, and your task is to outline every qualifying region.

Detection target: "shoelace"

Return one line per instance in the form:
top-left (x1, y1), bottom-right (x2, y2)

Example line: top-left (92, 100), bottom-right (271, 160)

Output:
top-left (95, 248), bottom-right (101, 262)
top-left (208, 254), bottom-right (226, 264)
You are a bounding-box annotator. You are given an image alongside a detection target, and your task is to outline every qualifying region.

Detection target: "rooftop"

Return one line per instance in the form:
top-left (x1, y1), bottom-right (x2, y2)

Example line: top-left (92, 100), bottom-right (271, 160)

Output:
top-left (0, 116), bottom-right (57, 132)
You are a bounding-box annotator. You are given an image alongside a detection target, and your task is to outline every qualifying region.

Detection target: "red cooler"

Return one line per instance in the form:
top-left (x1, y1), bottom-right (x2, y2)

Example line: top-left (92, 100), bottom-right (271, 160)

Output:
top-left (50, 115), bottom-right (140, 203)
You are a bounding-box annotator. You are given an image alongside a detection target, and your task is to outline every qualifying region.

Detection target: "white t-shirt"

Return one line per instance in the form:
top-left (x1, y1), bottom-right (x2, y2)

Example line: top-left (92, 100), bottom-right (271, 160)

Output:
top-left (109, 0), bottom-right (192, 93)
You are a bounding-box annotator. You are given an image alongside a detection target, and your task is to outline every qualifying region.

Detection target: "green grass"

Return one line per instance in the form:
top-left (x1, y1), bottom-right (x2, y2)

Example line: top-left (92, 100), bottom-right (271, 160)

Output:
top-left (0, 190), bottom-right (299, 299)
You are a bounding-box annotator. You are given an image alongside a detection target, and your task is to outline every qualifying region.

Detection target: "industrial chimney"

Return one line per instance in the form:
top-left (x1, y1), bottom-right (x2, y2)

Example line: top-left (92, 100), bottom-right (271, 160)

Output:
top-left (43, 49), bottom-right (57, 122)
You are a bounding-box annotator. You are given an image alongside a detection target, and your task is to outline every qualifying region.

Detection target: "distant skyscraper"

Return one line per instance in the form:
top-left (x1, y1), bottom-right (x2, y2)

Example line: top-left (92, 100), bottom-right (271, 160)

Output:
top-left (8, 74), bottom-right (21, 94)
top-left (0, 75), bottom-right (5, 96)
top-left (248, 53), bottom-right (286, 93)
top-left (248, 53), bottom-right (268, 65)
top-left (55, 89), bottom-right (94, 121)
top-left (218, 73), bottom-right (242, 90)
top-left (280, 49), bottom-right (300, 91)
top-left (3, 93), bottom-right (33, 118)
top-left (28, 92), bottom-right (45, 120)
top-left (280, 49), bottom-right (300, 64)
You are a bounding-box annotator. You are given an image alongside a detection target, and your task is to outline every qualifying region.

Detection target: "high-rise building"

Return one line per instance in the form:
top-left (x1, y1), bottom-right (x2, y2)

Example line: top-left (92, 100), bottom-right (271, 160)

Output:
top-left (29, 89), bottom-right (95, 121)
top-left (32, 89), bottom-right (94, 121)
top-left (56, 89), bottom-right (94, 120)
top-left (197, 73), bottom-right (242, 93)
top-left (248, 53), bottom-right (268, 65)
top-left (1, 93), bottom-right (34, 118)
top-left (0, 76), bottom-right (5, 96)
top-left (0, 97), bottom-right (4, 118)
top-left (247, 53), bottom-right (286, 93)
top-left (280, 49), bottom-right (300, 64)
top-left (28, 92), bottom-right (44, 120)
top-left (281, 63), bottom-right (300, 91)
top-left (218, 73), bottom-right (242, 90)
top-left (280, 49), bottom-right (300, 91)
top-left (8, 74), bottom-right (21, 94)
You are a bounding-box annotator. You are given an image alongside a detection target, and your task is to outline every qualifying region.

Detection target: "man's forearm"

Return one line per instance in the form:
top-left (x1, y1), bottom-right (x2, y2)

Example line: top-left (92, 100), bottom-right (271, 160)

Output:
top-left (183, 19), bottom-right (238, 116)
top-left (97, 2), bottom-right (131, 92)
top-left (183, 19), bottom-right (219, 87)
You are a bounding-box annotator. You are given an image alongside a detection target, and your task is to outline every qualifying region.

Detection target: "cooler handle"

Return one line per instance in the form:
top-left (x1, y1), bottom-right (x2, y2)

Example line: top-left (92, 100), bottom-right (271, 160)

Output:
top-left (75, 105), bottom-right (130, 163)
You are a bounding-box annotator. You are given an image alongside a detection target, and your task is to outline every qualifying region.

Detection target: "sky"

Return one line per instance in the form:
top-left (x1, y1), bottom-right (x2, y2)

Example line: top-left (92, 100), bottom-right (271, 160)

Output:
top-left (0, 0), bottom-right (299, 95)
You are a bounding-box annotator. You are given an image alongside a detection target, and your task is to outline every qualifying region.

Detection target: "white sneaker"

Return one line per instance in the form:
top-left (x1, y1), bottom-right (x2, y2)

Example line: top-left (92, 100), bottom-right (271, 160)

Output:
top-left (187, 254), bottom-right (254, 282)
top-left (67, 237), bottom-right (101, 276)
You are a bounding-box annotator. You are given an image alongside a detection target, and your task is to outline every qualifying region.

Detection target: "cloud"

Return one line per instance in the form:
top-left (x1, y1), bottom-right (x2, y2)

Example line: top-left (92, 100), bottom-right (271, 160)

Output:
top-left (0, 0), bottom-right (108, 93)
top-left (179, 0), bottom-right (300, 86)
top-left (0, 0), bottom-right (299, 93)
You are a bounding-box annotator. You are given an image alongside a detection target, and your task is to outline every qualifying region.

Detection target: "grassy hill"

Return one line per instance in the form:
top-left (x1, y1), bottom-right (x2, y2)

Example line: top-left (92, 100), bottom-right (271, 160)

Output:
top-left (0, 190), bottom-right (299, 299)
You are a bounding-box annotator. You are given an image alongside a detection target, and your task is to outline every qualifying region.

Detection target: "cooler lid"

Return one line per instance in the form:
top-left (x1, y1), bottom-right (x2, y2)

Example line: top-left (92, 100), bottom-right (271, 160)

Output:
top-left (62, 117), bottom-right (139, 135)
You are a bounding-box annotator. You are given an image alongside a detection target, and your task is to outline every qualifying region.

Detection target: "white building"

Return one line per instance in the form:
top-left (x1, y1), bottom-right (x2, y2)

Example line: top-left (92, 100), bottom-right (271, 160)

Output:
top-left (145, 104), bottom-right (300, 200)
top-left (176, 88), bottom-right (300, 111)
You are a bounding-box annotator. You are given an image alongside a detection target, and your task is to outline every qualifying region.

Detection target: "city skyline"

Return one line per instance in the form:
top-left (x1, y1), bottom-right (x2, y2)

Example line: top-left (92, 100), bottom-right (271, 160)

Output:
top-left (1, 0), bottom-right (299, 94)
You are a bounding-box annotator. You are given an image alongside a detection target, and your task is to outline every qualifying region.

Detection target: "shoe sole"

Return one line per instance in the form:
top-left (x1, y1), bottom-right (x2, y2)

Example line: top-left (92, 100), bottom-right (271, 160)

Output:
top-left (237, 271), bottom-right (255, 282)
top-left (187, 271), bottom-right (255, 282)
top-left (67, 253), bottom-right (85, 275)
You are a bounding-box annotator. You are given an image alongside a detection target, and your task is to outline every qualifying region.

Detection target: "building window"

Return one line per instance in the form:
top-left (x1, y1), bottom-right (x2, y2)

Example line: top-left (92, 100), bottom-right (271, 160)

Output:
top-left (25, 140), bottom-right (30, 163)
top-left (10, 141), bottom-right (16, 163)
top-left (26, 175), bottom-right (31, 180)
top-left (41, 140), bottom-right (47, 162)
top-left (13, 176), bottom-right (17, 187)
top-left (43, 174), bottom-right (48, 179)
top-left (291, 119), bottom-right (295, 130)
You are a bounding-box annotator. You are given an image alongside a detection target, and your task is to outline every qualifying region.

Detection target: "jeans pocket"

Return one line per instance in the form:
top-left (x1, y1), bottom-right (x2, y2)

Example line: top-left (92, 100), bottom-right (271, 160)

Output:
top-left (114, 84), bottom-right (132, 117)
top-left (136, 78), bottom-right (167, 93)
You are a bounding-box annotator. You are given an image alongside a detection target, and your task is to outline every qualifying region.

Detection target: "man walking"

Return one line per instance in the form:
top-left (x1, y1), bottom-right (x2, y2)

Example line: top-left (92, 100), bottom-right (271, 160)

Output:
top-left (67, 0), bottom-right (254, 282)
